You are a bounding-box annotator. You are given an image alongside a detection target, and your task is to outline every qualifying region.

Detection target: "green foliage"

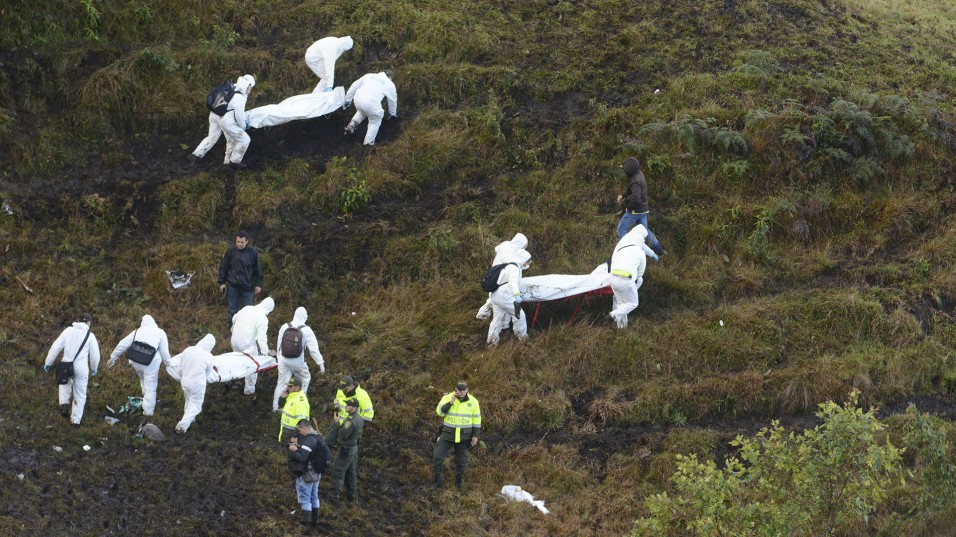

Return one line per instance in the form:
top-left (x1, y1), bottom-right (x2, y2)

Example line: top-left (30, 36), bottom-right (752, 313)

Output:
top-left (635, 391), bottom-right (904, 537)
top-left (903, 405), bottom-right (956, 512)
top-left (340, 178), bottom-right (371, 215)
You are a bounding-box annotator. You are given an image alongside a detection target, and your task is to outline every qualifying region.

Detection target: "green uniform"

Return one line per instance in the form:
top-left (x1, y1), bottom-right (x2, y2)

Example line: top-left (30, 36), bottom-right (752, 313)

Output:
top-left (433, 392), bottom-right (481, 485)
top-left (326, 385), bottom-right (373, 447)
top-left (278, 390), bottom-right (310, 443)
top-left (329, 410), bottom-right (363, 502)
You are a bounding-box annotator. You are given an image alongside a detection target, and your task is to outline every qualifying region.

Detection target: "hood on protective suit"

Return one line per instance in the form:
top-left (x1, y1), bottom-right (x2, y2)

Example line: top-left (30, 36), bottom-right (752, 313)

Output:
top-left (622, 157), bottom-right (641, 178)
top-left (292, 307), bottom-right (308, 325)
top-left (197, 334), bottom-right (216, 352)
top-left (257, 297), bottom-right (275, 316)
top-left (621, 224), bottom-right (648, 246)
top-left (513, 249), bottom-right (532, 269)
top-left (504, 233), bottom-right (528, 250)
top-left (337, 36), bottom-right (354, 54)
top-left (236, 74), bottom-right (255, 92)
top-left (140, 314), bottom-right (157, 328)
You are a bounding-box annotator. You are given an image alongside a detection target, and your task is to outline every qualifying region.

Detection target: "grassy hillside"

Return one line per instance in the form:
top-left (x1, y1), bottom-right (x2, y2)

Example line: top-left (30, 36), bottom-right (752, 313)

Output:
top-left (1, 0), bottom-right (955, 535)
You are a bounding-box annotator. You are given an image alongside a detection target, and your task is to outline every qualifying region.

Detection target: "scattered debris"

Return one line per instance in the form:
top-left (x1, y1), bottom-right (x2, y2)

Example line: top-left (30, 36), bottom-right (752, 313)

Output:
top-left (17, 473), bottom-right (24, 480)
top-left (116, 396), bottom-right (144, 415)
top-left (500, 485), bottom-right (549, 514)
top-left (83, 445), bottom-right (92, 451)
top-left (104, 417), bottom-right (120, 425)
top-left (351, 311), bottom-right (356, 316)
top-left (53, 446), bottom-right (63, 452)
top-left (166, 270), bottom-right (193, 290)
top-left (14, 275), bottom-right (33, 293)
top-left (1, 200), bottom-right (12, 215)
top-left (106, 405), bottom-right (116, 414)
top-left (139, 423), bottom-right (167, 442)
top-left (719, 320), bottom-right (724, 327)
top-left (653, 88), bottom-right (661, 94)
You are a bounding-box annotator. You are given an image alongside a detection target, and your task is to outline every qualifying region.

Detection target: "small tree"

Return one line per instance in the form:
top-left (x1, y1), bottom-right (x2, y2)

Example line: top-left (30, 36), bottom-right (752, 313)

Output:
top-left (634, 391), bottom-right (903, 537)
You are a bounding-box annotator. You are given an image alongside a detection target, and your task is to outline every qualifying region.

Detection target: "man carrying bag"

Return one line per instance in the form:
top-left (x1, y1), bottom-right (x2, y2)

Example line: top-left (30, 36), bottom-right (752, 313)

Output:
top-left (288, 419), bottom-right (332, 528)
top-left (43, 313), bottom-right (101, 426)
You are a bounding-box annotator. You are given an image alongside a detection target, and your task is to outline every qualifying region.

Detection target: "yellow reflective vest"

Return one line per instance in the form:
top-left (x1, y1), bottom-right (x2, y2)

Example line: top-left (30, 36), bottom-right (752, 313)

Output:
top-left (279, 391), bottom-right (310, 441)
top-left (335, 385), bottom-right (374, 422)
top-left (436, 392), bottom-right (481, 443)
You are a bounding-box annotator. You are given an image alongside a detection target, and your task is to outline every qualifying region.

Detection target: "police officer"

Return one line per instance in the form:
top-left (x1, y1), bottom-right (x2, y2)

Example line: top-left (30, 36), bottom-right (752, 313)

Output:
top-left (433, 381), bottom-right (481, 490)
top-left (328, 398), bottom-right (363, 505)
top-left (325, 375), bottom-right (374, 447)
top-left (278, 376), bottom-right (310, 444)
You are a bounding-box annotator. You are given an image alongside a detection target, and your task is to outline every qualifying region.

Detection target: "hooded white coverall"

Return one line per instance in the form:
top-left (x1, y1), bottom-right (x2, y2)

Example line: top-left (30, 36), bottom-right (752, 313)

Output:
top-left (609, 225), bottom-right (649, 329)
top-left (477, 233), bottom-right (530, 320)
top-left (107, 314), bottom-right (172, 416)
top-left (192, 74), bottom-right (256, 164)
top-left (305, 36), bottom-right (354, 92)
top-left (231, 296), bottom-right (274, 395)
top-left (345, 72), bottom-right (398, 146)
top-left (44, 322), bottom-right (101, 425)
top-left (488, 249), bottom-right (531, 346)
top-left (174, 335), bottom-right (217, 433)
top-left (272, 307), bottom-right (325, 411)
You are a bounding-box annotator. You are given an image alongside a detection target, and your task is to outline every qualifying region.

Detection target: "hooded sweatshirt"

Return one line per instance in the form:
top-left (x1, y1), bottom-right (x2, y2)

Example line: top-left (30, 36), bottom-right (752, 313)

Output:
top-left (109, 314), bottom-right (172, 365)
top-left (492, 233), bottom-right (530, 265)
top-left (621, 157), bottom-right (649, 213)
top-left (231, 297), bottom-right (274, 354)
top-left (610, 225), bottom-right (649, 281)
top-left (276, 306), bottom-right (323, 365)
top-left (178, 334), bottom-right (217, 388)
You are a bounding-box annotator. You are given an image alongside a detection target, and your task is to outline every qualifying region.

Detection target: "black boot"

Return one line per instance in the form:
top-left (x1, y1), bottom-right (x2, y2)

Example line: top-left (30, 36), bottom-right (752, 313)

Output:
top-left (60, 404), bottom-right (69, 418)
top-left (455, 474), bottom-right (463, 491)
top-left (301, 509), bottom-right (311, 526)
top-left (433, 474), bottom-right (443, 488)
top-left (311, 509), bottom-right (318, 528)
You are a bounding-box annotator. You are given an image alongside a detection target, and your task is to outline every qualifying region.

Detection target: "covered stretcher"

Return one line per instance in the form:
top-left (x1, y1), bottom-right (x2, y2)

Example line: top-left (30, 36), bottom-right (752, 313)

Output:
top-left (166, 352), bottom-right (277, 384)
top-left (246, 87), bottom-right (346, 129)
top-left (519, 264), bottom-right (614, 328)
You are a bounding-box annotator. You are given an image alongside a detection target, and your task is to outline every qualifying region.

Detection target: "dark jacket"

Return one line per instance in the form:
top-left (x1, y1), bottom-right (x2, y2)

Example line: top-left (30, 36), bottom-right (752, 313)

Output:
top-left (288, 432), bottom-right (332, 476)
top-left (218, 246), bottom-right (263, 291)
top-left (336, 411), bottom-right (364, 449)
top-left (620, 157), bottom-right (649, 213)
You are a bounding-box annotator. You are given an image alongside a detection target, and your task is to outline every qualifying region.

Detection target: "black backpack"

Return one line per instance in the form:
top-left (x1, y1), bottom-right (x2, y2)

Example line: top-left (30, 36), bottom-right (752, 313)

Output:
top-left (205, 81), bottom-right (236, 116)
top-left (480, 262), bottom-right (517, 292)
top-left (280, 324), bottom-right (305, 358)
top-left (311, 433), bottom-right (333, 474)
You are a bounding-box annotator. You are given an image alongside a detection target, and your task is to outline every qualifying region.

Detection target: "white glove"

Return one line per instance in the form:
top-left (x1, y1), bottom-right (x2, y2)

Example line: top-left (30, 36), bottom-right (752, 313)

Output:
top-left (320, 364), bottom-right (326, 375)
top-left (108, 358), bottom-right (118, 369)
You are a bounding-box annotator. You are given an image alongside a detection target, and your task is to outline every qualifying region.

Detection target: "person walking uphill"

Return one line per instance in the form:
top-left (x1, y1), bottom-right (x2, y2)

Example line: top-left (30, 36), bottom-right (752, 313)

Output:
top-left (43, 313), bottom-right (101, 426)
top-left (174, 334), bottom-right (217, 434)
top-left (343, 71), bottom-right (398, 146)
top-left (278, 376), bottom-right (310, 444)
top-left (288, 419), bottom-right (332, 527)
top-left (487, 249), bottom-right (531, 346)
top-left (433, 381), bottom-right (481, 490)
top-left (609, 224), bottom-right (650, 329)
top-left (107, 314), bottom-right (172, 417)
top-left (616, 156), bottom-right (665, 257)
top-left (230, 296), bottom-right (274, 396)
top-left (218, 231), bottom-right (263, 326)
top-left (190, 74), bottom-right (256, 168)
top-left (305, 36), bottom-right (353, 93)
top-left (328, 398), bottom-right (364, 505)
top-left (272, 306), bottom-right (325, 412)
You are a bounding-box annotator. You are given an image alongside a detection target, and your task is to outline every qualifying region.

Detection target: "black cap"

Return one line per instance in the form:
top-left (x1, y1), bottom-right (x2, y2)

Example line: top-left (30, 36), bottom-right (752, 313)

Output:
top-left (344, 398), bottom-right (359, 408)
top-left (340, 375), bottom-right (354, 387)
top-left (77, 312), bottom-right (92, 323)
top-left (455, 381), bottom-right (468, 390)
top-left (288, 376), bottom-right (302, 388)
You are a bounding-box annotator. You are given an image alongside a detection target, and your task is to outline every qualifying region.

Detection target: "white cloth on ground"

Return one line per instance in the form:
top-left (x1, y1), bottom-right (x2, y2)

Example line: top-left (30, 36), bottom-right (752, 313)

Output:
top-left (500, 485), bottom-right (550, 514)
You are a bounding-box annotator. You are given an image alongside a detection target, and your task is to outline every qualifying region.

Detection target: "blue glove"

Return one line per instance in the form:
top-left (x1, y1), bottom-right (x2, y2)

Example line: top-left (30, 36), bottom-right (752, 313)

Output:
top-left (43, 364), bottom-right (51, 373)
top-left (91, 369), bottom-right (97, 377)
top-left (515, 294), bottom-right (523, 304)
top-left (324, 87), bottom-right (333, 92)
top-left (649, 251), bottom-right (659, 263)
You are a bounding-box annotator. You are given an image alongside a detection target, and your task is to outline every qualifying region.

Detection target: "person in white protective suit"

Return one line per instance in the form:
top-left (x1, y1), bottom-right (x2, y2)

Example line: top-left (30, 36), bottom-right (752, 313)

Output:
top-left (43, 313), bottom-right (101, 425)
top-left (107, 314), bottom-right (172, 417)
top-left (305, 36), bottom-right (354, 93)
top-left (487, 249), bottom-right (532, 346)
top-left (477, 233), bottom-right (530, 320)
top-left (608, 224), bottom-right (651, 329)
top-left (343, 71), bottom-right (398, 146)
top-left (231, 296), bottom-right (275, 395)
top-left (174, 334), bottom-right (217, 434)
top-left (272, 306), bottom-right (326, 412)
top-left (190, 74), bottom-right (256, 167)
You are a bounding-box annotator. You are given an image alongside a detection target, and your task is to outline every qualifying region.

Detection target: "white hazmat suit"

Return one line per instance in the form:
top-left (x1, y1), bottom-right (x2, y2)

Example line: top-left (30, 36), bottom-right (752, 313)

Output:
top-left (344, 72), bottom-right (398, 146)
top-left (305, 36), bottom-right (354, 92)
top-left (609, 224), bottom-right (649, 328)
top-left (174, 334), bottom-right (217, 434)
top-left (107, 314), bottom-right (172, 416)
top-left (477, 233), bottom-right (530, 320)
top-left (231, 296), bottom-right (274, 395)
top-left (192, 74), bottom-right (256, 165)
top-left (272, 307), bottom-right (325, 411)
top-left (488, 249), bottom-right (531, 346)
top-left (44, 321), bottom-right (101, 425)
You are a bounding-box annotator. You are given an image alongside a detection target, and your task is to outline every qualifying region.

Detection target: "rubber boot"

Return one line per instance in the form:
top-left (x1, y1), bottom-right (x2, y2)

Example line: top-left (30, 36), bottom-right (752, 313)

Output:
top-left (433, 474), bottom-right (443, 489)
top-left (60, 404), bottom-right (69, 418)
top-left (455, 474), bottom-right (463, 491)
top-left (311, 509), bottom-right (318, 528)
top-left (301, 509), bottom-right (311, 526)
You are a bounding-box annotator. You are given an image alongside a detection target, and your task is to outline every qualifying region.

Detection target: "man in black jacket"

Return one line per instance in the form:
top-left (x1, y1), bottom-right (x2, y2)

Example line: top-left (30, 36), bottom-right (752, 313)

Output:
top-left (218, 231), bottom-right (263, 325)
top-left (288, 419), bottom-right (332, 527)
top-left (616, 157), bottom-right (665, 257)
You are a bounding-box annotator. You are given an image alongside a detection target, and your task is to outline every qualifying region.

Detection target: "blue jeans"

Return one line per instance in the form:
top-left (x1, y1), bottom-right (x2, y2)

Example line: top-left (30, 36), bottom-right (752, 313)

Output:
top-left (617, 211), bottom-right (661, 250)
top-left (226, 285), bottom-right (254, 325)
top-left (295, 476), bottom-right (320, 510)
